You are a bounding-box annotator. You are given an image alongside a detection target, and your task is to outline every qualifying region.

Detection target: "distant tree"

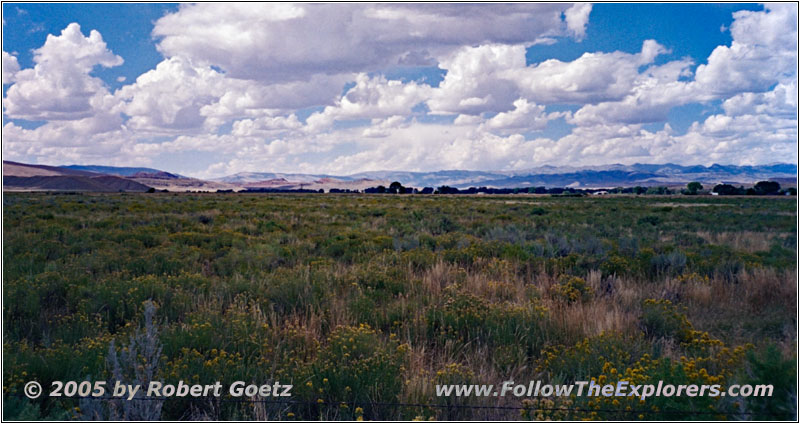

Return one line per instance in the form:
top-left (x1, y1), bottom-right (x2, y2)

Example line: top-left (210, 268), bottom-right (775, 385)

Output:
top-left (754, 181), bottom-right (781, 195)
top-left (389, 181), bottom-right (404, 194)
top-left (786, 188), bottom-right (797, 196)
top-left (376, 185), bottom-right (387, 194)
top-left (646, 186), bottom-right (670, 195)
top-left (686, 182), bottom-right (703, 195)
top-left (713, 184), bottom-right (745, 195)
top-left (633, 186), bottom-right (647, 195)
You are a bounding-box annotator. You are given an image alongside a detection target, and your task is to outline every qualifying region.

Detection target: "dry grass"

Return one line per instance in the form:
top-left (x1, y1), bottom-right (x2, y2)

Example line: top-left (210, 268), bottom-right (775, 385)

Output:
top-left (696, 230), bottom-right (780, 252)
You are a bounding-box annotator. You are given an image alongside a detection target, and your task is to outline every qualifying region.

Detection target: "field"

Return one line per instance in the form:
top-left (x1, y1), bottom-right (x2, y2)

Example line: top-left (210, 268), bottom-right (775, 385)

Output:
top-left (3, 192), bottom-right (796, 420)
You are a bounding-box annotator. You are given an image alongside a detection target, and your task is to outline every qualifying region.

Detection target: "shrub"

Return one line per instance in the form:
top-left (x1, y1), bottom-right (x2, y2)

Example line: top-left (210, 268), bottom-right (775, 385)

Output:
top-left (640, 299), bottom-right (693, 343)
top-left (551, 276), bottom-right (593, 304)
top-left (427, 286), bottom-right (550, 354)
top-left (537, 332), bottom-right (649, 382)
top-left (300, 324), bottom-right (408, 419)
top-left (737, 344), bottom-right (796, 420)
top-left (650, 251), bottom-right (687, 276)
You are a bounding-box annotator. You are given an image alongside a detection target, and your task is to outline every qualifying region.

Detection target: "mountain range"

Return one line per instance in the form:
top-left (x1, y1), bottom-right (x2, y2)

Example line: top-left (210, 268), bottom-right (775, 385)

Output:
top-left (3, 160), bottom-right (796, 192)
top-left (215, 163), bottom-right (797, 189)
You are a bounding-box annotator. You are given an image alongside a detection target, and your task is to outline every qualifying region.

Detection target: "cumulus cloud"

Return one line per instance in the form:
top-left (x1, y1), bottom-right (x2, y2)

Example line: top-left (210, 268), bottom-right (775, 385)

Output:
top-left (481, 99), bottom-right (559, 134)
top-left (2, 51), bottom-right (20, 84)
top-left (231, 114), bottom-right (303, 138)
top-left (3, 23), bottom-right (122, 121)
top-left (428, 44), bottom-right (526, 115)
top-left (428, 39), bottom-right (677, 118)
top-left (305, 74), bottom-right (432, 131)
top-left (564, 3), bottom-right (592, 41)
top-left (115, 57), bottom-right (233, 133)
top-left (115, 57), bottom-right (350, 133)
top-left (695, 3), bottom-right (797, 95)
top-left (722, 81), bottom-right (797, 118)
top-left (151, 3), bottom-right (582, 83)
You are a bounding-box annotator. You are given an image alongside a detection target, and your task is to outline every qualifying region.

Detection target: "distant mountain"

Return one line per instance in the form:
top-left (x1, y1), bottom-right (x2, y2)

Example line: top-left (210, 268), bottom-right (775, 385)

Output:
top-left (217, 172), bottom-right (339, 184)
top-left (4, 161), bottom-right (152, 192)
top-left (62, 165), bottom-right (172, 177)
top-left (217, 163), bottom-right (797, 189)
top-left (4, 160), bottom-right (96, 177)
top-left (4, 160), bottom-right (796, 192)
top-left (131, 171), bottom-right (183, 179)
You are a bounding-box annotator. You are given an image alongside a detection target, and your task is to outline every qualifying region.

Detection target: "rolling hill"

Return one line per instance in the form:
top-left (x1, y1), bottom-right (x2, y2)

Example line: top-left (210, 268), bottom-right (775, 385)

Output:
top-left (3, 161), bottom-right (152, 192)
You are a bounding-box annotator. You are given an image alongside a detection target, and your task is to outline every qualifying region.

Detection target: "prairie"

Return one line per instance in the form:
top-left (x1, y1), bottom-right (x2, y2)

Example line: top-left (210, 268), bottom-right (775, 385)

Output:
top-left (3, 192), bottom-right (796, 420)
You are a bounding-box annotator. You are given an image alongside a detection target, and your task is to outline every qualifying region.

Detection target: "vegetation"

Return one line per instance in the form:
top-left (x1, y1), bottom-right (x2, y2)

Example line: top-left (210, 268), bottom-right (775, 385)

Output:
top-left (3, 192), bottom-right (796, 420)
top-left (712, 181), bottom-right (791, 196)
top-left (684, 182), bottom-right (703, 195)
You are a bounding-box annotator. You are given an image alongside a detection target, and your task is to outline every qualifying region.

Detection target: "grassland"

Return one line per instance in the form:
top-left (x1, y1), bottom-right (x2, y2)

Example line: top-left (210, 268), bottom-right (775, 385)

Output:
top-left (3, 192), bottom-right (796, 420)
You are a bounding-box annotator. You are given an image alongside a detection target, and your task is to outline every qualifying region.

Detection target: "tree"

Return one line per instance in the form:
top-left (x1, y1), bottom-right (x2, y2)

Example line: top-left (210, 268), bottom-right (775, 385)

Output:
top-left (646, 186), bottom-right (670, 195)
top-left (686, 182), bottom-right (703, 195)
top-left (633, 186), bottom-right (647, 195)
top-left (435, 185), bottom-right (458, 194)
top-left (754, 180), bottom-right (780, 195)
top-left (712, 184), bottom-right (744, 195)
top-left (389, 181), bottom-right (405, 194)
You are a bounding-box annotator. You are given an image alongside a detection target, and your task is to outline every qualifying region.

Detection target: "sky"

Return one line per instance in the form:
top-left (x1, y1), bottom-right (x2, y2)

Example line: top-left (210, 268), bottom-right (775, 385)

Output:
top-left (1, 3), bottom-right (797, 178)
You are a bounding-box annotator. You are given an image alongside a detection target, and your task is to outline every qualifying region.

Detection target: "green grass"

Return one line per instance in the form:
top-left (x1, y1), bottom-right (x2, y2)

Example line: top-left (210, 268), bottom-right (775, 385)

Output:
top-left (3, 192), bottom-right (796, 420)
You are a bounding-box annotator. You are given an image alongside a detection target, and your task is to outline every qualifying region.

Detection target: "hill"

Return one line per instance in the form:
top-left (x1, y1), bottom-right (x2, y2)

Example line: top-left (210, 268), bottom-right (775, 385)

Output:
top-left (3, 161), bottom-right (152, 192)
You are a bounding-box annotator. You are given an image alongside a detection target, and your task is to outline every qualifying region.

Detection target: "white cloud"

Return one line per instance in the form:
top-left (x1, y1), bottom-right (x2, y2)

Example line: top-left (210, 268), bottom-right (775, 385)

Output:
top-left (115, 57), bottom-right (228, 132)
top-left (231, 114), bottom-right (303, 138)
top-left (116, 56), bottom-right (352, 133)
top-left (2, 51), bottom-right (20, 84)
top-left (428, 44), bottom-right (527, 115)
top-left (429, 39), bottom-right (676, 117)
top-left (151, 3), bottom-right (583, 83)
top-left (513, 40), bottom-right (671, 105)
top-left (722, 81), bottom-right (797, 118)
top-left (695, 3), bottom-right (797, 95)
top-left (3, 23), bottom-right (122, 121)
top-left (305, 74), bottom-right (432, 131)
top-left (564, 3), bottom-right (592, 41)
top-left (481, 98), bottom-right (556, 134)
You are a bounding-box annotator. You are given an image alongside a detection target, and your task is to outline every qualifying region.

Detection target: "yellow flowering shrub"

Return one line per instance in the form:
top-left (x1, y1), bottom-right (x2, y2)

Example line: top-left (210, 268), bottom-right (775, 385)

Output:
top-left (294, 324), bottom-right (407, 420)
top-left (551, 276), bottom-right (594, 304)
top-left (427, 285), bottom-right (550, 353)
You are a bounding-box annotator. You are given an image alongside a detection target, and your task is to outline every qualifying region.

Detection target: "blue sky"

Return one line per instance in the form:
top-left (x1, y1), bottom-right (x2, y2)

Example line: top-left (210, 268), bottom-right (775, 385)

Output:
top-left (2, 3), bottom-right (796, 177)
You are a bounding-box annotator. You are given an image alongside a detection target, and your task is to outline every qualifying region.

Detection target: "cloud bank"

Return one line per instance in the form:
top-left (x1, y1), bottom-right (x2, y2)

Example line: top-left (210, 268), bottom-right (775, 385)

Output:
top-left (2, 3), bottom-right (797, 177)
